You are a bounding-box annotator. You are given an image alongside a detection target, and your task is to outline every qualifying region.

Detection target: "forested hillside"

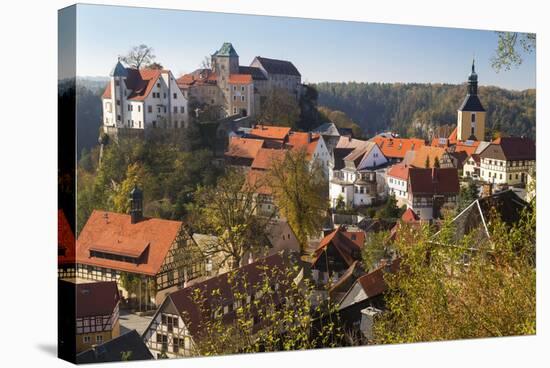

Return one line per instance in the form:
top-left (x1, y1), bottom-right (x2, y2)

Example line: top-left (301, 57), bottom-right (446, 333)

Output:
top-left (314, 82), bottom-right (536, 140)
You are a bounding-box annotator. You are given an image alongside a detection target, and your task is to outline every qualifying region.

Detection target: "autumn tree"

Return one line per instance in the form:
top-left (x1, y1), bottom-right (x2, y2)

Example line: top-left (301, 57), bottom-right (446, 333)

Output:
top-left (191, 169), bottom-right (271, 268)
top-left (121, 44), bottom-right (157, 69)
top-left (492, 32), bottom-right (536, 72)
top-left (374, 201), bottom-right (536, 343)
top-left (111, 163), bottom-right (146, 214)
top-left (258, 87), bottom-right (300, 127)
top-left (269, 149), bottom-right (328, 249)
top-left (433, 156), bottom-right (440, 168)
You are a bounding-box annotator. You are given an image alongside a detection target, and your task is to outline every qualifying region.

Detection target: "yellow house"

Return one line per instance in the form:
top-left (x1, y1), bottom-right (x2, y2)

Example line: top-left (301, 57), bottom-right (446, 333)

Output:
top-left (456, 60), bottom-right (486, 141)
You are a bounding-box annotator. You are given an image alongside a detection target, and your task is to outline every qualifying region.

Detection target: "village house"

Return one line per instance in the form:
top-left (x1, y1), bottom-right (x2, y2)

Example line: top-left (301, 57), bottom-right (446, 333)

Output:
top-left (329, 139), bottom-right (388, 209)
top-left (386, 164), bottom-right (409, 207)
top-left (60, 280), bottom-right (121, 353)
top-left (370, 134), bottom-right (425, 163)
top-left (407, 168), bottom-right (460, 220)
top-left (76, 187), bottom-right (206, 307)
top-left (313, 122), bottom-right (344, 154)
top-left (463, 153), bottom-right (481, 179)
top-left (59, 209), bottom-right (76, 279)
top-left (310, 227), bottom-right (365, 286)
top-left (478, 136), bottom-right (536, 186)
top-left (101, 60), bottom-right (189, 139)
top-left (142, 252), bottom-right (296, 358)
top-left (177, 42), bottom-right (302, 119)
top-left (409, 145), bottom-right (446, 168)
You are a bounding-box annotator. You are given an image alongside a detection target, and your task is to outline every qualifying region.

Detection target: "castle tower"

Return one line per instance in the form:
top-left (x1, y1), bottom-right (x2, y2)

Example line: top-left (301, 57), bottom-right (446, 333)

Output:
top-left (456, 59), bottom-right (486, 141)
top-left (109, 58), bottom-right (128, 127)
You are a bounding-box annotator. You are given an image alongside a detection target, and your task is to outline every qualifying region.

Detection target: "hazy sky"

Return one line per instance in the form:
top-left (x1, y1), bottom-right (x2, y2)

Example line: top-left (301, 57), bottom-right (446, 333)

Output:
top-left (73, 4), bottom-right (536, 90)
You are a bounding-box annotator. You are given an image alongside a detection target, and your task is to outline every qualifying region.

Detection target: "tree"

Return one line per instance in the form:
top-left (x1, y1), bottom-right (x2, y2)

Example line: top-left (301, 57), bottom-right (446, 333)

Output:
top-left (362, 230), bottom-right (391, 271)
top-left (269, 149), bottom-right (327, 249)
top-left (191, 169), bottom-right (271, 268)
top-left (374, 202), bottom-right (536, 343)
top-left (186, 256), bottom-right (344, 356)
top-left (111, 163), bottom-right (145, 214)
top-left (376, 193), bottom-right (401, 219)
top-left (148, 62), bottom-right (163, 70)
top-left (457, 180), bottom-right (478, 212)
top-left (425, 156), bottom-right (430, 168)
top-left (492, 32), bottom-right (536, 72)
top-left (318, 106), bottom-right (363, 137)
top-left (258, 87), bottom-right (301, 127)
top-left (121, 44), bottom-right (156, 69)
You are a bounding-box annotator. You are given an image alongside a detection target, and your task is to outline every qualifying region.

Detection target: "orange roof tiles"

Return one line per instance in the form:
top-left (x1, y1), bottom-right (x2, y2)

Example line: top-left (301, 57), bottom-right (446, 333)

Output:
top-left (448, 127), bottom-right (458, 144)
top-left (244, 170), bottom-right (272, 195)
top-left (371, 136), bottom-right (425, 160)
top-left (225, 137), bottom-right (265, 159)
top-left (249, 125), bottom-right (291, 140)
top-left (401, 208), bottom-right (419, 223)
top-left (251, 148), bottom-right (286, 170)
top-left (387, 164), bottom-right (410, 181)
top-left (228, 74), bottom-right (253, 84)
top-left (77, 210), bottom-right (183, 276)
top-left (287, 132), bottom-right (321, 159)
top-left (410, 146), bottom-right (446, 168)
top-left (454, 140), bottom-right (481, 156)
top-left (102, 68), bottom-right (166, 101)
top-left (312, 227), bottom-right (363, 268)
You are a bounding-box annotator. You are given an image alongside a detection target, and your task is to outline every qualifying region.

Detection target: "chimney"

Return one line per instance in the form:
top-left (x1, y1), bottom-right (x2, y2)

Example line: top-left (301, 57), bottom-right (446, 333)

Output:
top-left (129, 185), bottom-right (143, 224)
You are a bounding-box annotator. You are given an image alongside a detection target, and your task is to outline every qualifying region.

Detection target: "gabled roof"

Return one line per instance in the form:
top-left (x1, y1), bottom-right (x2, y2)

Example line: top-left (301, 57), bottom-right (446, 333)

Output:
top-left (58, 209), bottom-right (75, 266)
top-left (371, 136), bottom-right (425, 160)
top-left (253, 56), bottom-right (301, 76)
top-left (401, 208), bottom-right (419, 223)
top-left (77, 210), bottom-right (183, 276)
top-left (408, 168), bottom-right (460, 195)
top-left (336, 136), bottom-right (369, 150)
top-left (102, 68), bottom-right (167, 101)
top-left (479, 137), bottom-right (536, 161)
top-left (249, 125), bottom-right (291, 140)
top-left (332, 148), bottom-right (355, 171)
top-left (312, 227), bottom-right (363, 268)
top-left (77, 330), bottom-right (153, 363)
top-left (313, 122), bottom-right (341, 137)
top-left (448, 127), bottom-right (458, 144)
top-left (287, 132), bottom-right (322, 159)
top-left (387, 164), bottom-right (409, 181)
top-left (176, 69), bottom-right (218, 87)
top-left (75, 281), bottom-right (120, 318)
top-left (410, 146), bottom-right (446, 168)
top-left (166, 253), bottom-right (290, 338)
top-left (239, 66), bottom-right (267, 80)
top-left (251, 148), bottom-right (286, 170)
top-left (225, 137), bottom-right (264, 159)
top-left (458, 94), bottom-right (485, 112)
top-left (110, 60), bottom-right (128, 77)
top-left (435, 190), bottom-right (529, 245)
top-left (343, 141), bottom-right (379, 169)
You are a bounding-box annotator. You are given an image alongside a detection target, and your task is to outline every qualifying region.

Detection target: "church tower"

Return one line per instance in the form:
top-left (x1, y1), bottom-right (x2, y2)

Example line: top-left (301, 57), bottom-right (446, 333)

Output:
top-left (456, 59), bottom-right (486, 141)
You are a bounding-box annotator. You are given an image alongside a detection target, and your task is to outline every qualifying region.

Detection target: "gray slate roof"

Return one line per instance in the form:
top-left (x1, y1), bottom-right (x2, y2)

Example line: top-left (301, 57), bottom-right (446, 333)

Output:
top-left (76, 330), bottom-right (153, 364)
top-left (254, 56), bottom-right (301, 76)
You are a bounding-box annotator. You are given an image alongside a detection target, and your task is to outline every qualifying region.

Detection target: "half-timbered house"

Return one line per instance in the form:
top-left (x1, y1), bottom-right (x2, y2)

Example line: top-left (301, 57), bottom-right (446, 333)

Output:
top-left (76, 186), bottom-right (206, 307)
top-left (71, 280), bottom-right (121, 353)
top-left (142, 252), bottom-right (295, 358)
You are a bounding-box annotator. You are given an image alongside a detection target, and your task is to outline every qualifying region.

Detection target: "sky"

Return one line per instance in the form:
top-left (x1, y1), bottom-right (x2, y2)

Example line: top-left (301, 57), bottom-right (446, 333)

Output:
top-left (71, 4), bottom-right (536, 90)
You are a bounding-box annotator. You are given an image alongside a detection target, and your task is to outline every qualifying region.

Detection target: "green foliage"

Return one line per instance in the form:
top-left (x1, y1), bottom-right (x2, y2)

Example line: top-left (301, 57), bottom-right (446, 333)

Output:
top-left (186, 259), bottom-right (344, 356)
top-left (424, 156), bottom-right (430, 168)
top-left (376, 194), bottom-right (402, 219)
top-left (492, 32), bottom-right (536, 72)
top-left (433, 156), bottom-right (440, 168)
top-left (362, 230), bottom-right (391, 271)
top-left (120, 351), bottom-right (132, 361)
top-left (457, 180), bottom-right (479, 213)
top-left (76, 135), bottom-right (222, 234)
top-left (269, 149), bottom-right (328, 249)
top-left (374, 200), bottom-right (536, 343)
top-left (318, 106), bottom-right (363, 137)
top-left (315, 82), bottom-right (536, 139)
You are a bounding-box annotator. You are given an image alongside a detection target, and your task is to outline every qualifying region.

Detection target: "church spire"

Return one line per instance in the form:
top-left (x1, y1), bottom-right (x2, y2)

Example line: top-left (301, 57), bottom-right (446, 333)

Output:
top-left (467, 58), bottom-right (478, 95)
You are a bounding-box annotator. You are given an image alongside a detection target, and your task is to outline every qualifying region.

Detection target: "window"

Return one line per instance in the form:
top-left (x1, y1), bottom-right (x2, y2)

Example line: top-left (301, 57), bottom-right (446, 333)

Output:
top-left (233, 85), bottom-right (236, 91)
top-left (233, 95), bottom-right (236, 101)
top-left (471, 127), bottom-right (475, 135)
top-left (241, 86), bottom-right (245, 92)
top-left (116, 100), bottom-right (120, 106)
top-left (163, 93), bottom-right (167, 99)
top-left (128, 105), bottom-right (131, 111)
top-left (138, 105), bottom-right (141, 112)
top-left (96, 316), bottom-right (102, 326)
top-left (174, 106), bottom-right (178, 113)
top-left (157, 107), bottom-right (161, 113)
top-left (96, 335), bottom-right (103, 343)
top-left (116, 115), bottom-right (121, 122)
top-left (83, 336), bottom-right (91, 344)
top-left (471, 113), bottom-right (476, 122)
top-left (341, 187), bottom-right (344, 193)
top-left (115, 80), bottom-right (120, 86)
top-left (157, 83), bottom-right (161, 88)
top-left (241, 96), bottom-right (245, 102)
top-left (173, 93), bottom-right (177, 99)
top-left (148, 106), bottom-right (152, 113)
top-left (180, 106), bottom-right (184, 113)
top-left (152, 121), bottom-right (157, 128)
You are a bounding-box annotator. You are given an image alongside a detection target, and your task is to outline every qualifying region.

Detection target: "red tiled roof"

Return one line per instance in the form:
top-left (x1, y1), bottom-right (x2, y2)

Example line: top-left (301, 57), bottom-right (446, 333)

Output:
top-left (371, 136), bottom-right (425, 160)
top-left (244, 169), bottom-right (272, 195)
top-left (251, 148), bottom-right (286, 170)
top-left (312, 227), bottom-right (363, 268)
top-left (102, 68), bottom-right (167, 101)
top-left (341, 231), bottom-right (365, 247)
top-left (77, 210), bottom-right (183, 276)
top-left (59, 209), bottom-right (76, 266)
top-left (176, 69), bottom-right (218, 87)
top-left (287, 132), bottom-right (321, 159)
top-left (410, 146), bottom-right (446, 168)
top-left (387, 164), bottom-right (409, 181)
top-left (408, 168), bottom-right (460, 195)
top-left (454, 140), bottom-right (481, 156)
top-left (401, 208), bottom-right (419, 223)
top-left (228, 74), bottom-right (253, 84)
top-left (448, 127), bottom-right (458, 144)
top-left (357, 259), bottom-right (400, 298)
top-left (225, 137), bottom-right (265, 159)
top-left (249, 125), bottom-right (291, 140)
top-left (76, 281), bottom-right (120, 318)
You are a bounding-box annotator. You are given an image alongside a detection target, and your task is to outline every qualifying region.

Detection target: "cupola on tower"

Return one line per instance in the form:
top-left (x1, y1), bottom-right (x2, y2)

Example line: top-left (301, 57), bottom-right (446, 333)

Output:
top-left (456, 59), bottom-right (486, 141)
